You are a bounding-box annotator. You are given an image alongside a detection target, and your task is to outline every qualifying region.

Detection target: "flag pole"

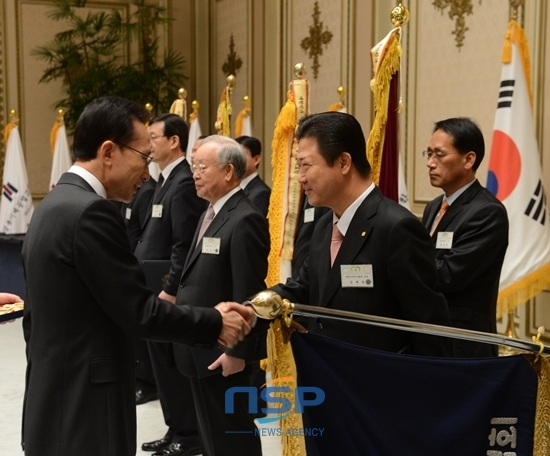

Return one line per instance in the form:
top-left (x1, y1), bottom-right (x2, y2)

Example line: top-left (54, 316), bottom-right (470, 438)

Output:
top-left (250, 290), bottom-right (550, 356)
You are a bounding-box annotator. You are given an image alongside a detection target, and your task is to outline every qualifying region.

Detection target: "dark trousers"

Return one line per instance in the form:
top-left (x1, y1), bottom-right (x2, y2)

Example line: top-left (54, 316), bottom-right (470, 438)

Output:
top-left (189, 365), bottom-right (262, 456)
top-left (135, 338), bottom-right (156, 389)
top-left (148, 341), bottom-right (200, 446)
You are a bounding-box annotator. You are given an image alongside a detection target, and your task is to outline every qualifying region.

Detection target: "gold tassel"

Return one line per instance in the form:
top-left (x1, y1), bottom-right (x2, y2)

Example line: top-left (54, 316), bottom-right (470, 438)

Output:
top-left (266, 91), bottom-right (296, 287)
top-left (4, 120), bottom-right (17, 146)
top-left (235, 106), bottom-right (249, 138)
top-left (328, 101), bottom-right (345, 112)
top-left (215, 89), bottom-right (231, 137)
top-left (532, 354), bottom-right (550, 455)
top-left (50, 119), bottom-right (62, 156)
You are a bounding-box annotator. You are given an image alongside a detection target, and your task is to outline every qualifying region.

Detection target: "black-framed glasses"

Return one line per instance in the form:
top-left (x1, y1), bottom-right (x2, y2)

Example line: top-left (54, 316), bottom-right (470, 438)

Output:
top-left (116, 142), bottom-right (153, 166)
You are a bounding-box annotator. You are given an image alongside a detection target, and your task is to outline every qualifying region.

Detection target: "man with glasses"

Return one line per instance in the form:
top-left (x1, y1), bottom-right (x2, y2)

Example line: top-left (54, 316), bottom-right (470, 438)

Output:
top-left (173, 135), bottom-right (270, 456)
top-left (422, 117), bottom-right (509, 357)
top-left (21, 97), bottom-right (254, 456)
top-left (135, 113), bottom-right (207, 456)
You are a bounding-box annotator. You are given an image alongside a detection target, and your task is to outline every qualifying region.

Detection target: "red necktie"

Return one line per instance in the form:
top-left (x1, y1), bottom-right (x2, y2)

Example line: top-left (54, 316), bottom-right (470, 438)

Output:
top-left (430, 200), bottom-right (449, 236)
top-left (196, 206), bottom-right (215, 247)
top-left (330, 224), bottom-right (344, 267)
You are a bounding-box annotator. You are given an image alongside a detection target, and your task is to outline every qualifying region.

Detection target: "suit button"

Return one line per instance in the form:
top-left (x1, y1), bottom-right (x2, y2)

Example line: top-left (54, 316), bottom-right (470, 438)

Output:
top-left (180, 284), bottom-right (184, 288)
top-left (317, 321), bottom-right (324, 330)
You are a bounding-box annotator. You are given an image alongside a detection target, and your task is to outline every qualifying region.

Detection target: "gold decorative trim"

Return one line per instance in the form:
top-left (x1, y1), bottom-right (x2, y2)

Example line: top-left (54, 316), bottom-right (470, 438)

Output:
top-left (300, 1), bottom-right (333, 79)
top-left (222, 34), bottom-right (242, 77)
top-left (433, 0), bottom-right (482, 50)
top-left (0, 2), bottom-right (5, 177)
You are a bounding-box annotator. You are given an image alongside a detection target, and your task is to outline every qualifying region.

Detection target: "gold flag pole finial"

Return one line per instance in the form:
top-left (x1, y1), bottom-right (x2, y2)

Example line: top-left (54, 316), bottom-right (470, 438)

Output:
top-left (56, 109), bottom-right (65, 122)
top-left (509, 0), bottom-right (524, 21)
top-left (178, 88), bottom-right (187, 100)
top-left (390, 3), bottom-right (410, 28)
top-left (227, 74), bottom-right (236, 119)
top-left (144, 103), bottom-right (153, 127)
top-left (9, 109), bottom-right (19, 123)
top-left (243, 95), bottom-right (250, 108)
top-left (337, 86), bottom-right (346, 102)
top-left (294, 62), bottom-right (307, 80)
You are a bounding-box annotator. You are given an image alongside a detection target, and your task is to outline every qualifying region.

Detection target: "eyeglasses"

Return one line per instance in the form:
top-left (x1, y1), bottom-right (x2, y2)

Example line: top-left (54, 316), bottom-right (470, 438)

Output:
top-left (116, 142), bottom-right (153, 166)
top-left (150, 134), bottom-right (167, 141)
top-left (191, 163), bottom-right (208, 174)
top-left (422, 150), bottom-right (460, 161)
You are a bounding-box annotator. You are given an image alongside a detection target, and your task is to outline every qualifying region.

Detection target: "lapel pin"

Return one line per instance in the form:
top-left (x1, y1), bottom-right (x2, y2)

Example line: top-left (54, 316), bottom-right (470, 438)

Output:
top-left (361, 231), bottom-right (366, 237)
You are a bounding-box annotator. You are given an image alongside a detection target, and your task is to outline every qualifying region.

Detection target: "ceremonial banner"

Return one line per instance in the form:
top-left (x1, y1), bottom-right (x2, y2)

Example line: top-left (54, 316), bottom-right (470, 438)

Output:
top-left (267, 79), bottom-right (309, 286)
top-left (235, 97), bottom-right (252, 137)
top-left (49, 124), bottom-right (72, 190)
top-left (487, 20), bottom-right (550, 316)
top-left (0, 123), bottom-right (34, 233)
top-left (367, 27), bottom-right (410, 209)
top-left (289, 332), bottom-right (549, 455)
top-left (186, 110), bottom-right (203, 166)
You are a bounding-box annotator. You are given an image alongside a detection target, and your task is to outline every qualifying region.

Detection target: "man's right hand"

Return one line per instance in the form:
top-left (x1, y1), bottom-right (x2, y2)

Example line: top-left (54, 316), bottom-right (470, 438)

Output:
top-left (215, 302), bottom-right (253, 348)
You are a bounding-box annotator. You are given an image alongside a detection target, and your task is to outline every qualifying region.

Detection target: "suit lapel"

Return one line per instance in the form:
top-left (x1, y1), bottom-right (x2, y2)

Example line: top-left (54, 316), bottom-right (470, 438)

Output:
top-left (183, 190), bottom-right (245, 273)
top-left (320, 188), bottom-right (379, 306)
top-left (433, 180), bottom-right (482, 235)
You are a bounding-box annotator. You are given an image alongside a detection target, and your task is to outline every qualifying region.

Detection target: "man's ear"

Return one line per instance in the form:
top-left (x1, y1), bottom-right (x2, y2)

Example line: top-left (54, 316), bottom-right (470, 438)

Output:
top-left (340, 152), bottom-right (352, 174)
top-left (252, 154), bottom-right (261, 169)
top-left (464, 151), bottom-right (476, 170)
top-left (225, 163), bottom-right (234, 181)
top-left (100, 140), bottom-right (116, 166)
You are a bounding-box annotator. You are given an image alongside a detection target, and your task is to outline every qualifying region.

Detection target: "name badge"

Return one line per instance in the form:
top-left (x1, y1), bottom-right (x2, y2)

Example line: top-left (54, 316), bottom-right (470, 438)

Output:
top-left (152, 204), bottom-right (163, 218)
top-left (202, 237), bottom-right (221, 255)
top-left (304, 207), bottom-right (315, 223)
top-left (340, 264), bottom-right (373, 288)
top-left (125, 208), bottom-right (132, 220)
top-left (436, 232), bottom-right (453, 249)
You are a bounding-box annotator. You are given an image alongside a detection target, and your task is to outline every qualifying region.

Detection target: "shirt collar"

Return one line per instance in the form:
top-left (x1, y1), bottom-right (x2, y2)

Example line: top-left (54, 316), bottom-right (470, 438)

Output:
top-left (333, 182), bottom-right (375, 235)
top-left (211, 186), bottom-right (242, 217)
top-left (68, 165), bottom-right (107, 198)
top-left (240, 172), bottom-right (258, 190)
top-left (159, 155), bottom-right (185, 183)
top-left (445, 178), bottom-right (476, 206)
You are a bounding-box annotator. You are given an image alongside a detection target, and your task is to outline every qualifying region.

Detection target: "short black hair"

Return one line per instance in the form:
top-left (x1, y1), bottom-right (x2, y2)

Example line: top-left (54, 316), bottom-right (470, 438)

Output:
top-left (73, 96), bottom-right (149, 161)
top-left (296, 112), bottom-right (371, 177)
top-left (433, 117), bottom-right (485, 171)
top-left (150, 113), bottom-right (189, 153)
top-left (235, 136), bottom-right (262, 158)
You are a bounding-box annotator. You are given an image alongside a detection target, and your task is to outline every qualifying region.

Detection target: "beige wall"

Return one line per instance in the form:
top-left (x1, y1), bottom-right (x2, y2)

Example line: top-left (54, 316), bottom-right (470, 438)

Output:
top-left (2, 0), bottom-right (550, 343)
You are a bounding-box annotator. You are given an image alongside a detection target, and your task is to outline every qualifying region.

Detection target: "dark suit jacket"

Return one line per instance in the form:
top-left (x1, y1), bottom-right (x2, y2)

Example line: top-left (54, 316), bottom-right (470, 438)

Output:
top-left (21, 172), bottom-right (222, 456)
top-left (243, 175), bottom-right (271, 217)
top-left (273, 186), bottom-right (452, 357)
top-left (134, 159), bottom-right (207, 295)
top-left (422, 179), bottom-right (508, 357)
top-left (173, 190), bottom-right (270, 378)
top-left (121, 178), bottom-right (156, 251)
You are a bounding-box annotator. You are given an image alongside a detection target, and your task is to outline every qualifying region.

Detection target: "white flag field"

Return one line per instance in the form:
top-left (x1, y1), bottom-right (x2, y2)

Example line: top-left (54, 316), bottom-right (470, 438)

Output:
top-left (0, 124), bottom-right (34, 234)
top-left (49, 124), bottom-right (72, 190)
top-left (186, 116), bottom-right (202, 166)
top-left (487, 20), bottom-right (550, 317)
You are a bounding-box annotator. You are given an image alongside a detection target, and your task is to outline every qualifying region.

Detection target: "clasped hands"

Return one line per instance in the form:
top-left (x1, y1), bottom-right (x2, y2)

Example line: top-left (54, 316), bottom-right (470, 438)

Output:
top-left (214, 301), bottom-right (255, 348)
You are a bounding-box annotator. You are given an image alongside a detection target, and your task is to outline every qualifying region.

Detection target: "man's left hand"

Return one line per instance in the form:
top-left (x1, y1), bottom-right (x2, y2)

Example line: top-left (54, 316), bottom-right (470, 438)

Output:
top-left (208, 353), bottom-right (246, 377)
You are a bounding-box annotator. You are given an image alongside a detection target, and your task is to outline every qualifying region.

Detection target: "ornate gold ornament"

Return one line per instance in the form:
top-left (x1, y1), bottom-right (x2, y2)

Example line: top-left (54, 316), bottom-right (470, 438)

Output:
top-left (222, 35), bottom-right (242, 77)
top-left (433, 0), bottom-right (482, 49)
top-left (300, 2), bottom-right (333, 79)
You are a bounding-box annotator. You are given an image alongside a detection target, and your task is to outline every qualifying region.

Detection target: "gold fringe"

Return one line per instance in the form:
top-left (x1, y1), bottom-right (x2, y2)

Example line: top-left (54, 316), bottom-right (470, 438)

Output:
top-left (266, 91), bottom-right (296, 287)
top-left (50, 119), bottom-right (62, 156)
top-left (531, 354), bottom-right (550, 456)
top-left (235, 106), bottom-right (250, 138)
top-left (503, 20), bottom-right (533, 108)
top-left (366, 30), bottom-right (401, 185)
top-left (215, 89), bottom-right (231, 137)
top-left (4, 120), bottom-right (17, 146)
top-left (265, 320), bottom-right (307, 456)
top-left (328, 101), bottom-right (345, 112)
top-left (497, 262), bottom-right (550, 318)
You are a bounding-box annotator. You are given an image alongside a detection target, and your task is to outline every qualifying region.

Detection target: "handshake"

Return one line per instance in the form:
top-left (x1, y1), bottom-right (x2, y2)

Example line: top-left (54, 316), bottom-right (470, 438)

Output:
top-left (214, 302), bottom-right (256, 348)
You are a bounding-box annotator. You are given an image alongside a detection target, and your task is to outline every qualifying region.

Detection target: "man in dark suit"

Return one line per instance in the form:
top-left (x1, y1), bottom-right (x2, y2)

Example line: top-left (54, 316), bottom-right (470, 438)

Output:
top-left (235, 136), bottom-right (271, 217)
top-left (173, 135), bottom-right (270, 456)
top-left (135, 113), bottom-right (207, 456)
top-left (20, 97), bottom-right (255, 456)
top-left (422, 117), bottom-right (509, 358)
top-left (268, 112), bottom-right (452, 357)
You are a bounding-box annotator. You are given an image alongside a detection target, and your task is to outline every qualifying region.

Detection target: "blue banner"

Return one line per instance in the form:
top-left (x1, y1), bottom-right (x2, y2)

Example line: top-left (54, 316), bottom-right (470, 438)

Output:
top-left (291, 332), bottom-right (537, 455)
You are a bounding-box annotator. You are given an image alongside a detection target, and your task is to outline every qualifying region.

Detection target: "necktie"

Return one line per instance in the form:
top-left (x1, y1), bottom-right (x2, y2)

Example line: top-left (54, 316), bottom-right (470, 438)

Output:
top-left (430, 199), bottom-right (449, 236)
top-left (153, 174), bottom-right (164, 201)
top-left (196, 206), bottom-right (215, 247)
top-left (330, 223), bottom-right (344, 267)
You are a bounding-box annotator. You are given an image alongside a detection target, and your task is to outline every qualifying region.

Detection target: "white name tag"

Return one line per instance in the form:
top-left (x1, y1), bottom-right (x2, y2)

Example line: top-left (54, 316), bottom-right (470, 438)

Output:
top-left (304, 207), bottom-right (315, 223)
top-left (436, 231), bottom-right (453, 249)
top-left (340, 264), bottom-right (373, 288)
top-left (202, 237), bottom-right (221, 255)
top-left (125, 208), bottom-right (132, 220)
top-left (152, 204), bottom-right (163, 218)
